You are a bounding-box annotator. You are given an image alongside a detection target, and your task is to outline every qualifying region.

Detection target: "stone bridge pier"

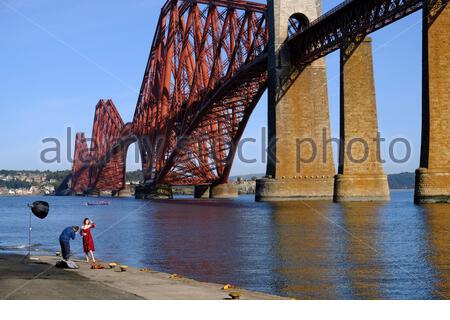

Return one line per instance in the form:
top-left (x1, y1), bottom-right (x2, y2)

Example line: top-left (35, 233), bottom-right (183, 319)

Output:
top-left (334, 37), bottom-right (390, 202)
top-left (194, 183), bottom-right (238, 199)
top-left (256, 0), bottom-right (336, 201)
top-left (415, 1), bottom-right (450, 203)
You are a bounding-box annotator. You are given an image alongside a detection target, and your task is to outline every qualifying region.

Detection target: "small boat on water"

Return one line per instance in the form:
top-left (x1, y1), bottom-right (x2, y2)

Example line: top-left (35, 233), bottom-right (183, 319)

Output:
top-left (86, 201), bottom-right (111, 206)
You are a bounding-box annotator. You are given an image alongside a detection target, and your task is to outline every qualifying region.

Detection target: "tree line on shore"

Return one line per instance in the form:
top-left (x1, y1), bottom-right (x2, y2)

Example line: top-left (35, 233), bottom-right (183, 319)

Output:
top-left (0, 169), bottom-right (416, 194)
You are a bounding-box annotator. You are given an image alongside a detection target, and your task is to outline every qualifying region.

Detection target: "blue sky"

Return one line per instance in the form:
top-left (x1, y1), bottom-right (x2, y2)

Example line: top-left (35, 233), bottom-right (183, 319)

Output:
top-left (0, 0), bottom-right (423, 175)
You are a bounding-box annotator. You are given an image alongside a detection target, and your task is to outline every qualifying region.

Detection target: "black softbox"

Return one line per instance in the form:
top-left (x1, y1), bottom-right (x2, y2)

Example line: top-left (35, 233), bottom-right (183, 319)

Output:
top-left (30, 201), bottom-right (50, 219)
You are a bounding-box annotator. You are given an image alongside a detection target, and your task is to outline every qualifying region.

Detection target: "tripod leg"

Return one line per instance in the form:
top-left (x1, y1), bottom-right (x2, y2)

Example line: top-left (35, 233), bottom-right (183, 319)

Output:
top-left (28, 211), bottom-right (31, 258)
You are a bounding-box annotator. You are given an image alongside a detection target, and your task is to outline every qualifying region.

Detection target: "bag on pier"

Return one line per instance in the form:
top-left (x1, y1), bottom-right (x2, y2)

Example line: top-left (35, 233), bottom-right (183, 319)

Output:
top-left (55, 260), bottom-right (79, 269)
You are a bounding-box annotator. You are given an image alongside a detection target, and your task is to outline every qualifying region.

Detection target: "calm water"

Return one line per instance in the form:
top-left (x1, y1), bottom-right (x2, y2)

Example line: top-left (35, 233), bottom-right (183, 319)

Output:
top-left (1, 191), bottom-right (449, 299)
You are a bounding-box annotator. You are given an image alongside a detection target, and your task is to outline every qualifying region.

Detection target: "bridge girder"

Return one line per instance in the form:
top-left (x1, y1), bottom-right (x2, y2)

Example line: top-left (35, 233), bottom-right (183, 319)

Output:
top-left (288, 0), bottom-right (425, 66)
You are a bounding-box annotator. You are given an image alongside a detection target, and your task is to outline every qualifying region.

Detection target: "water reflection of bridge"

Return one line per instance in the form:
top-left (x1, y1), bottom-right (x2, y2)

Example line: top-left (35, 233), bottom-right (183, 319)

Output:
top-left (271, 198), bottom-right (450, 299)
top-left (121, 192), bottom-right (450, 299)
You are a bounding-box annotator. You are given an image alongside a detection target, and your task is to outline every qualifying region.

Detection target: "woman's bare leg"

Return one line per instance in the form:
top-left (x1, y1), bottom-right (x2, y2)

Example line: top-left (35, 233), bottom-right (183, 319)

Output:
top-left (90, 251), bottom-right (95, 263)
top-left (85, 254), bottom-right (90, 263)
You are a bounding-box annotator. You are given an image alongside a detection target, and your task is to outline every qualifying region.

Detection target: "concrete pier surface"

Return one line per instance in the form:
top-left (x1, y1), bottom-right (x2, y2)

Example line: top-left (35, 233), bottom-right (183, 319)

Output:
top-left (0, 255), bottom-right (282, 300)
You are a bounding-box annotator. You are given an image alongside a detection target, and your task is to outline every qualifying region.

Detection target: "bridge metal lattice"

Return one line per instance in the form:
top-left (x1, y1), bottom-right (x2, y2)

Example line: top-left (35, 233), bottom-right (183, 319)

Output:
top-left (71, 0), bottom-right (441, 194)
top-left (133, 0), bottom-right (269, 186)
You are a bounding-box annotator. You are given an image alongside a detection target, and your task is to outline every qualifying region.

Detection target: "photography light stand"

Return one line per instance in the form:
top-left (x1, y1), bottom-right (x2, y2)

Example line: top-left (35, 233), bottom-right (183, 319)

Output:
top-left (28, 207), bottom-right (32, 258)
top-left (25, 204), bottom-right (39, 261)
top-left (25, 202), bottom-right (49, 262)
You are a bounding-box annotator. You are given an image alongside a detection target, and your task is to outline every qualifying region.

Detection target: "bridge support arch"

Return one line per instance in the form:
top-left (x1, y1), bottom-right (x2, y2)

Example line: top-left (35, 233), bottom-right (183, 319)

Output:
top-left (334, 37), bottom-right (390, 202)
top-left (415, 1), bottom-right (450, 204)
top-left (256, 0), bottom-right (335, 201)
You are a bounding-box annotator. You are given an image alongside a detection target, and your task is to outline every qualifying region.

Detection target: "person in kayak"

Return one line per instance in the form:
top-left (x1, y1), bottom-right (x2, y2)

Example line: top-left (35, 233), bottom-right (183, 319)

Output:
top-left (59, 226), bottom-right (79, 261)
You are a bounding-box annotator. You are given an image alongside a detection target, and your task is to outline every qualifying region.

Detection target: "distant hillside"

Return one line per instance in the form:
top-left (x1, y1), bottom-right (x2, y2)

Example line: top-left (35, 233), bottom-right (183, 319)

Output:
top-left (4, 170), bottom-right (416, 195)
top-left (387, 172), bottom-right (415, 190)
top-left (0, 170), bottom-right (70, 188)
top-left (0, 170), bottom-right (71, 195)
top-left (229, 174), bottom-right (264, 181)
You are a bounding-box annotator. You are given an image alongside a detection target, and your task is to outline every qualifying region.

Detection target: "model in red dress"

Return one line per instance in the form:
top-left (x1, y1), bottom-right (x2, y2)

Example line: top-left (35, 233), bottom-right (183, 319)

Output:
top-left (81, 218), bottom-right (96, 264)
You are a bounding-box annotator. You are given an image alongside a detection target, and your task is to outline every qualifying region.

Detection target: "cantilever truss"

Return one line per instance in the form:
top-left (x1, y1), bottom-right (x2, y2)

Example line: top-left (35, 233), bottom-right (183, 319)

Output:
top-left (133, 0), bottom-right (269, 186)
top-left (71, 99), bottom-right (130, 193)
top-left (71, 0), bottom-right (433, 194)
top-left (71, 133), bottom-right (90, 194)
top-left (71, 0), bottom-right (269, 193)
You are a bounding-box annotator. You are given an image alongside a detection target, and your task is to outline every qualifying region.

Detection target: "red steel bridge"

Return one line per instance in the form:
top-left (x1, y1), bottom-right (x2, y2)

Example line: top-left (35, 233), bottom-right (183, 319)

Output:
top-left (71, 0), bottom-right (440, 195)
